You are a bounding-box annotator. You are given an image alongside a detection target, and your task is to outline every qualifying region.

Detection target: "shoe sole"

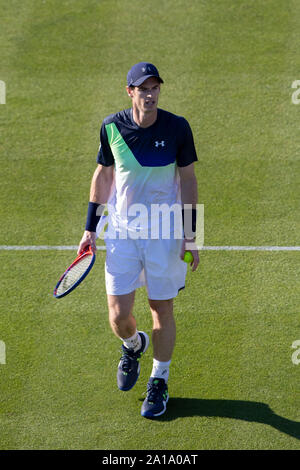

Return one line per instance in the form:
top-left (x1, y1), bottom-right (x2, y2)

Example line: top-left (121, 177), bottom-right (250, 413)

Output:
top-left (138, 331), bottom-right (150, 355)
top-left (118, 331), bottom-right (149, 392)
top-left (141, 394), bottom-right (169, 419)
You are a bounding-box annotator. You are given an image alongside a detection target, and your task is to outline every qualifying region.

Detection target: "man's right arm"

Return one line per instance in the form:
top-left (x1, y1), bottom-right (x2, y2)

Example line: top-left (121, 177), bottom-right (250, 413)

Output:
top-left (78, 164), bottom-right (114, 254)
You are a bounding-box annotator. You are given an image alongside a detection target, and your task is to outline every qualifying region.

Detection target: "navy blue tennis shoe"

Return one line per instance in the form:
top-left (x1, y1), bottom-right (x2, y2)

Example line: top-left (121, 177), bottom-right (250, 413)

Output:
top-left (141, 377), bottom-right (169, 418)
top-left (117, 331), bottom-right (149, 391)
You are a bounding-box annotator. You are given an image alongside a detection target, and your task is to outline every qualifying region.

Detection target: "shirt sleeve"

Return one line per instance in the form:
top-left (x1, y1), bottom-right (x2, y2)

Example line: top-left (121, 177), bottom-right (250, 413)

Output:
top-left (96, 122), bottom-right (115, 166)
top-left (176, 118), bottom-right (198, 167)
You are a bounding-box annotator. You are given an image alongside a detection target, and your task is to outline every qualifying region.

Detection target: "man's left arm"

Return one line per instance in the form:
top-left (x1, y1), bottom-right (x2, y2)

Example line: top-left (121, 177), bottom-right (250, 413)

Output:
top-left (178, 163), bottom-right (199, 271)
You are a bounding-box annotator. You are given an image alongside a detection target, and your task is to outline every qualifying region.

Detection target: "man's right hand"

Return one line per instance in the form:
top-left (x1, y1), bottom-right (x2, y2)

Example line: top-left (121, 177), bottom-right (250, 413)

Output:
top-left (77, 231), bottom-right (97, 255)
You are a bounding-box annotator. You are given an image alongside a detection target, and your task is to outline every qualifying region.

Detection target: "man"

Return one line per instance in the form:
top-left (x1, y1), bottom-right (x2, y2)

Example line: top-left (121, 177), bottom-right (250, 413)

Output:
top-left (78, 62), bottom-right (199, 419)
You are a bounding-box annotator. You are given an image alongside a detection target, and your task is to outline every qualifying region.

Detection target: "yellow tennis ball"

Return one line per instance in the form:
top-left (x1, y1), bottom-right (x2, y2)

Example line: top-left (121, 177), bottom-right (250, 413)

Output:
top-left (183, 251), bottom-right (194, 263)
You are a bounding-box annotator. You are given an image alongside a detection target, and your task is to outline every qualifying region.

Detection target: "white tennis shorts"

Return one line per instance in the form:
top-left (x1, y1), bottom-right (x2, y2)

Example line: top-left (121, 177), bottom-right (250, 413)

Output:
top-left (104, 237), bottom-right (187, 300)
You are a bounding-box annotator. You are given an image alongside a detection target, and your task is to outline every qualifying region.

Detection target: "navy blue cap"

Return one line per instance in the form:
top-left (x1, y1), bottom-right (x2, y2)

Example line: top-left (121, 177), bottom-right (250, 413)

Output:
top-left (127, 62), bottom-right (164, 87)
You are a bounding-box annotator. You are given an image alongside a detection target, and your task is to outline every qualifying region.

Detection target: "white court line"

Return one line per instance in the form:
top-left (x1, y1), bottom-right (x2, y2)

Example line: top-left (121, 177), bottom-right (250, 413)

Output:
top-left (0, 245), bottom-right (106, 251)
top-left (201, 246), bottom-right (300, 251)
top-left (0, 245), bottom-right (299, 251)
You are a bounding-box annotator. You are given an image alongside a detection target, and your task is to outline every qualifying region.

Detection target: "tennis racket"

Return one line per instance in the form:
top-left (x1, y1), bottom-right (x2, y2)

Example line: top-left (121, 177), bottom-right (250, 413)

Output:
top-left (53, 245), bottom-right (95, 299)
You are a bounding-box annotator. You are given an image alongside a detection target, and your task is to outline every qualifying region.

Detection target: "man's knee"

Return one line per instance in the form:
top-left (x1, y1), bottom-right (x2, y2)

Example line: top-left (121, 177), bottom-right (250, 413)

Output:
top-left (149, 298), bottom-right (173, 315)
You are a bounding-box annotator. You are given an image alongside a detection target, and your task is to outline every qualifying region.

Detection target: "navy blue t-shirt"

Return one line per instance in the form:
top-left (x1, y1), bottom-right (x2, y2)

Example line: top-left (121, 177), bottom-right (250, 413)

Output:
top-left (97, 108), bottom-right (198, 168)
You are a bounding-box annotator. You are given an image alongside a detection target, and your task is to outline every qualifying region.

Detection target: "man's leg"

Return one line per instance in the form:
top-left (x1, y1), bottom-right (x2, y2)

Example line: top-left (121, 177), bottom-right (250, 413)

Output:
top-left (148, 298), bottom-right (175, 362)
top-left (141, 298), bottom-right (174, 418)
top-left (107, 292), bottom-right (136, 340)
top-left (107, 292), bottom-right (149, 391)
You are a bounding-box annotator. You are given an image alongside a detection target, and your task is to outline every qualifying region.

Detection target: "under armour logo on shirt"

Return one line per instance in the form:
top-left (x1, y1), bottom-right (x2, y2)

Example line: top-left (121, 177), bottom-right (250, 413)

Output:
top-left (155, 141), bottom-right (165, 147)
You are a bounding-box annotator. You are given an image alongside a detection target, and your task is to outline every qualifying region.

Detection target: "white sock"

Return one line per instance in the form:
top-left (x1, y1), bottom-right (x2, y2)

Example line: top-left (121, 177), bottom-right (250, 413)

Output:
top-left (121, 330), bottom-right (142, 352)
top-left (151, 359), bottom-right (171, 383)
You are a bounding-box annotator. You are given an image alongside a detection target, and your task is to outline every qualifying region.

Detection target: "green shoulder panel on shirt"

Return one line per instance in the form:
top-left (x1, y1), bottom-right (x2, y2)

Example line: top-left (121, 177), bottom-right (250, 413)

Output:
top-left (105, 122), bottom-right (141, 171)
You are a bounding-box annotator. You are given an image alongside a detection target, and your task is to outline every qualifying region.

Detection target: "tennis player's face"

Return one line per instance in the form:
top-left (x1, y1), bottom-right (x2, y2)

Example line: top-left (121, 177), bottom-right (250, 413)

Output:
top-left (128, 77), bottom-right (160, 114)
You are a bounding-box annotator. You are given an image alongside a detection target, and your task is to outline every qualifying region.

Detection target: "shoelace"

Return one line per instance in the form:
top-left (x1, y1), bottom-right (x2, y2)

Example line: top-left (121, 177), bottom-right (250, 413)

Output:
top-left (146, 381), bottom-right (165, 403)
top-left (120, 348), bottom-right (140, 373)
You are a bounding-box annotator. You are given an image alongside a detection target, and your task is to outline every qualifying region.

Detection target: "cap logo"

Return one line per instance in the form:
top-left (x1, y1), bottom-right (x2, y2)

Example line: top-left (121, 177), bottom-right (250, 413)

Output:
top-left (142, 65), bottom-right (154, 74)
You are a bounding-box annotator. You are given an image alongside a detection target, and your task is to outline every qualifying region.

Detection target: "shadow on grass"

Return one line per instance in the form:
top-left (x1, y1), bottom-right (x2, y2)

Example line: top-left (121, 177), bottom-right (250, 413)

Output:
top-left (145, 397), bottom-right (300, 440)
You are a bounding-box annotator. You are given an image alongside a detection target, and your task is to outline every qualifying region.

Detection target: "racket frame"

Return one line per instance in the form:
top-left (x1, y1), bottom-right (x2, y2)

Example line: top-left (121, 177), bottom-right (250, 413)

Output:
top-left (53, 246), bottom-right (95, 299)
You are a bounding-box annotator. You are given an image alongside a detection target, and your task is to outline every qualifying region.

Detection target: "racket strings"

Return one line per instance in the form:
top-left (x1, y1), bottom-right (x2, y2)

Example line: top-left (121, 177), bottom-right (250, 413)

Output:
top-left (56, 255), bottom-right (93, 295)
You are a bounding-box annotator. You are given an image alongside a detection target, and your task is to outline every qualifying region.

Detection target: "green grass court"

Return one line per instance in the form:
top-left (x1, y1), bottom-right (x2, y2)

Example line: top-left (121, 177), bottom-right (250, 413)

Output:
top-left (0, 0), bottom-right (299, 450)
